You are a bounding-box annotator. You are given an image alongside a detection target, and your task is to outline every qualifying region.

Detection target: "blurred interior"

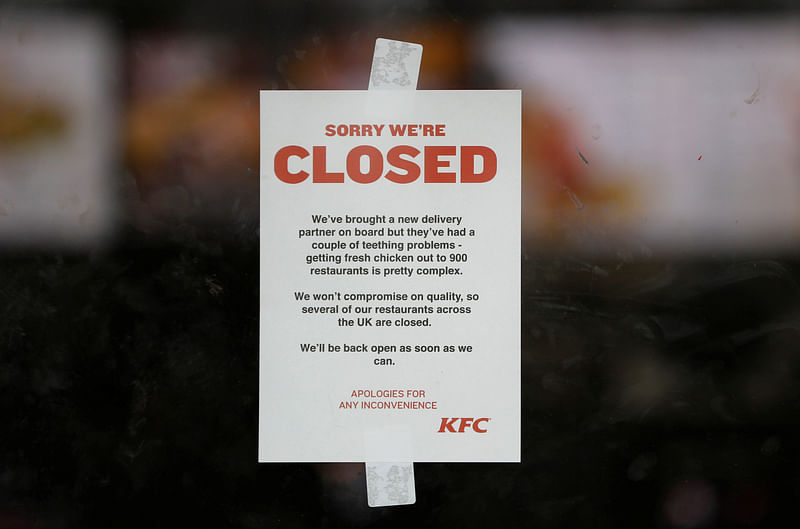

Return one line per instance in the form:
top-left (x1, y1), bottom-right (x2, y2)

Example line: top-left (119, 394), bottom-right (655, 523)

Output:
top-left (1, 1), bottom-right (799, 528)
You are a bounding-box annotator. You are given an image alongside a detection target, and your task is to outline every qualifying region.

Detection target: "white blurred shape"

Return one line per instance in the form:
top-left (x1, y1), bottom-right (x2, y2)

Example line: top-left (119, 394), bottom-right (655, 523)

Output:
top-left (0, 13), bottom-right (118, 247)
top-left (481, 17), bottom-right (800, 252)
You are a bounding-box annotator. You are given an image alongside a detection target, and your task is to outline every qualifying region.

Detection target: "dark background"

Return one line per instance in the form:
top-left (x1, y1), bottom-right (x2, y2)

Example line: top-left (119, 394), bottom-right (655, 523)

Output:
top-left (1, 1), bottom-right (799, 528)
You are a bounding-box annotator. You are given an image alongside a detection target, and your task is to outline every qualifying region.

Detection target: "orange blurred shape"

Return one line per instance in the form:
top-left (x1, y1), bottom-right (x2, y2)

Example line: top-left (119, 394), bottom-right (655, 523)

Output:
top-left (0, 84), bottom-right (67, 148)
top-left (126, 80), bottom-right (259, 195)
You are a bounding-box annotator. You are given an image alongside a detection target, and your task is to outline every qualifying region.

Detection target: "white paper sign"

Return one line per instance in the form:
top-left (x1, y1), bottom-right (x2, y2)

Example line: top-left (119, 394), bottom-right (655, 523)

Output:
top-left (259, 90), bottom-right (520, 462)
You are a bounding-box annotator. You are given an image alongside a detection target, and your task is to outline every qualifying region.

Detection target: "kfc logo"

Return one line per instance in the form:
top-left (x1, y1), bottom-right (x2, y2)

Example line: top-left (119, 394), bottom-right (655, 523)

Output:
top-left (437, 417), bottom-right (489, 433)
